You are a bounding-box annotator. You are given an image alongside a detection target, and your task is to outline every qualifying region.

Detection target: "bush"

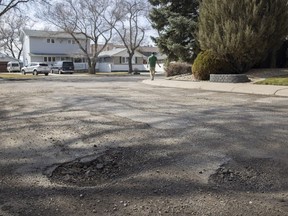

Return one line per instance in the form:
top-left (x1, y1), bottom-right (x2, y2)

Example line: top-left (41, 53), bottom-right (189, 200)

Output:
top-left (198, 0), bottom-right (288, 73)
top-left (165, 62), bottom-right (192, 77)
top-left (192, 50), bottom-right (233, 80)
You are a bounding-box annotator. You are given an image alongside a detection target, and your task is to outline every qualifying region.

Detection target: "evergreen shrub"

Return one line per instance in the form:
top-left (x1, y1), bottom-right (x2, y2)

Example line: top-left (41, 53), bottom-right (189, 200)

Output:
top-left (192, 50), bottom-right (233, 80)
top-left (165, 62), bottom-right (192, 77)
top-left (198, 0), bottom-right (288, 73)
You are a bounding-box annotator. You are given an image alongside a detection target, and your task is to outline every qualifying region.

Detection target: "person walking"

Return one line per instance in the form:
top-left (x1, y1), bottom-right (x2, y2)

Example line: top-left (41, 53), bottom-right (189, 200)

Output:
top-left (148, 52), bottom-right (161, 80)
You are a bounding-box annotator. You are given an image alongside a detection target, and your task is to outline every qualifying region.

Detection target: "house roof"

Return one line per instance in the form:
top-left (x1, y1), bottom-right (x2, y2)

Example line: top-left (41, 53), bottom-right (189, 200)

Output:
top-left (95, 43), bottom-right (160, 54)
top-left (99, 48), bottom-right (127, 57)
top-left (137, 46), bottom-right (159, 53)
top-left (98, 48), bottom-right (145, 58)
top-left (0, 53), bottom-right (19, 62)
top-left (30, 52), bottom-right (71, 56)
top-left (21, 29), bottom-right (87, 40)
top-left (29, 52), bottom-right (85, 57)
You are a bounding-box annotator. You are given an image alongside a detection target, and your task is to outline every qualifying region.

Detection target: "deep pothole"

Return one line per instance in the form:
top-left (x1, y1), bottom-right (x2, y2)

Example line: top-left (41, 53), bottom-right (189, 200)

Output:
top-left (209, 157), bottom-right (288, 192)
top-left (46, 147), bottom-right (171, 187)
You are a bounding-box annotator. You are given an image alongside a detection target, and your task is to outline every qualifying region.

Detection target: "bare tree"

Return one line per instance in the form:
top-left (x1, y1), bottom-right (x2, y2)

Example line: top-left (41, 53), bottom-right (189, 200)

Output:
top-left (0, 11), bottom-right (30, 59)
top-left (39, 0), bottom-right (116, 74)
top-left (111, 0), bottom-right (150, 73)
top-left (0, 0), bottom-right (31, 16)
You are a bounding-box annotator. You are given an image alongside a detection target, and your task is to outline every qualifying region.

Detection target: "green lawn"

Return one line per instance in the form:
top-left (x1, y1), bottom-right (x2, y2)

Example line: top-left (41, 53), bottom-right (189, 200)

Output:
top-left (255, 77), bottom-right (288, 86)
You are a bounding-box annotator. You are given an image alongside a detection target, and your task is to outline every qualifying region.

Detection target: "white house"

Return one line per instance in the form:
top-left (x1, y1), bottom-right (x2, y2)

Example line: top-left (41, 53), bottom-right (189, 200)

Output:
top-left (97, 48), bottom-right (148, 72)
top-left (20, 29), bottom-right (89, 70)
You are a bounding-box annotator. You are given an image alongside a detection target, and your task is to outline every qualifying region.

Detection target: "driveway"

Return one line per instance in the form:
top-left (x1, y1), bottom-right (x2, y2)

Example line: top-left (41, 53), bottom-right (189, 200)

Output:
top-left (0, 75), bottom-right (288, 215)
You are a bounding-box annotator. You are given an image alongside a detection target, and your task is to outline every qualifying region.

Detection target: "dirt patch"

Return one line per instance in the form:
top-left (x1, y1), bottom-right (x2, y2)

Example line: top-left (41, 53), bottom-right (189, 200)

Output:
top-left (209, 157), bottom-right (288, 192)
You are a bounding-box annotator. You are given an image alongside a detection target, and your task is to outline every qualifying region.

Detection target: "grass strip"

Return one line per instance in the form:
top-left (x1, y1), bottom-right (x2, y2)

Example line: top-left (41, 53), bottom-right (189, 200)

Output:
top-left (255, 77), bottom-right (288, 86)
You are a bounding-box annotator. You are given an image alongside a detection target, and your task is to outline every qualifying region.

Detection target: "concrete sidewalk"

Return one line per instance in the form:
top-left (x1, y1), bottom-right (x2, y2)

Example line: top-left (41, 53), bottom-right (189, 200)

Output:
top-left (143, 78), bottom-right (288, 97)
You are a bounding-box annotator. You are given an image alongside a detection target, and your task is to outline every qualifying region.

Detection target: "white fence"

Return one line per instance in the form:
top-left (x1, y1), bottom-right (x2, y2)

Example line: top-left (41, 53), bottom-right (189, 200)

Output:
top-left (74, 63), bottom-right (89, 71)
top-left (73, 62), bottom-right (164, 73)
top-left (111, 64), bottom-right (148, 72)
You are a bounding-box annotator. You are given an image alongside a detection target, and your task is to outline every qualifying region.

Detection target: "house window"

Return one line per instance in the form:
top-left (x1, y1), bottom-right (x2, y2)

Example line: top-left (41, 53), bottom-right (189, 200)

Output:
top-left (61, 57), bottom-right (72, 61)
top-left (74, 58), bottom-right (83, 63)
top-left (44, 56), bottom-right (56, 62)
top-left (102, 57), bottom-right (112, 63)
top-left (47, 38), bottom-right (55, 43)
top-left (121, 57), bottom-right (129, 64)
top-left (68, 39), bottom-right (76, 44)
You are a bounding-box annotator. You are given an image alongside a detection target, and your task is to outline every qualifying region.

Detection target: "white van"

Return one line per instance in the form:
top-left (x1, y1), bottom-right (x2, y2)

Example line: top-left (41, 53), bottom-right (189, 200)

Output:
top-left (7, 61), bottom-right (21, 73)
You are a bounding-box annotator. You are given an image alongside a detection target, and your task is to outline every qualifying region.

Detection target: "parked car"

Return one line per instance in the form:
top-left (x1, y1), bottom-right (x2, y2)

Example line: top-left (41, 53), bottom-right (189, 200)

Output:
top-left (50, 61), bottom-right (74, 74)
top-left (7, 61), bottom-right (21, 73)
top-left (21, 62), bottom-right (50, 76)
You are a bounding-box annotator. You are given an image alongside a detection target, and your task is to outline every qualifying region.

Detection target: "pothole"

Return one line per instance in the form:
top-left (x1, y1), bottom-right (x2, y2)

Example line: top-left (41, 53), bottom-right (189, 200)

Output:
top-left (209, 157), bottom-right (288, 192)
top-left (46, 147), bottom-right (171, 187)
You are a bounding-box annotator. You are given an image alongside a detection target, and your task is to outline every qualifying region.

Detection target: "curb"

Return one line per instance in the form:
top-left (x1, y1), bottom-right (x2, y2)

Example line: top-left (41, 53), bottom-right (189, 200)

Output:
top-left (142, 79), bottom-right (288, 97)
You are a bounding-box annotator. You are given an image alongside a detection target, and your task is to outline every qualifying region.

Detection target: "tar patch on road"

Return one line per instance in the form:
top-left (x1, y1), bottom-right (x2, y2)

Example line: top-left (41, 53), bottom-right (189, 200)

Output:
top-left (209, 157), bottom-right (288, 192)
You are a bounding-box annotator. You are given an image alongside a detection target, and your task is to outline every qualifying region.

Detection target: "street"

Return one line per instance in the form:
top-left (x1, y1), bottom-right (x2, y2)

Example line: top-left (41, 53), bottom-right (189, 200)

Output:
top-left (0, 75), bottom-right (288, 216)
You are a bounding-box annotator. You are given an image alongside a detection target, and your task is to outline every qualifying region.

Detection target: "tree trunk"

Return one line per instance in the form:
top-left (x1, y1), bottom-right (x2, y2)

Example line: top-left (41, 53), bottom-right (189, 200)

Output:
top-left (128, 53), bottom-right (134, 73)
top-left (91, 61), bottom-right (97, 74)
top-left (87, 58), bottom-right (97, 74)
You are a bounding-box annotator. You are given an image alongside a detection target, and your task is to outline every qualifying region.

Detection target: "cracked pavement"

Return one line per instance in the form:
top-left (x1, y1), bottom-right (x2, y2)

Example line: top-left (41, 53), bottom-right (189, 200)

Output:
top-left (0, 75), bottom-right (288, 215)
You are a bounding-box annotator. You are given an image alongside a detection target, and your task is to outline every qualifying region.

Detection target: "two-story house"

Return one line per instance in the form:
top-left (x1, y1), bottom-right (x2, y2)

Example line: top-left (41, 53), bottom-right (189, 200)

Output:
top-left (20, 29), bottom-right (88, 67)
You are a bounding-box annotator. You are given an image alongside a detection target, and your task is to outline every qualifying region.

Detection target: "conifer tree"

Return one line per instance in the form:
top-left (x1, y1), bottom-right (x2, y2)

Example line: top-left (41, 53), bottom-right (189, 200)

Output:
top-left (149, 0), bottom-right (200, 63)
top-left (198, 0), bottom-right (288, 73)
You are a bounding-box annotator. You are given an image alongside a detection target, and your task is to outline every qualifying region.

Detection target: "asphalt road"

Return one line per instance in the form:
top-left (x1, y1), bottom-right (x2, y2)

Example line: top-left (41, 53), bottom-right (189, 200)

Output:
top-left (0, 75), bottom-right (288, 215)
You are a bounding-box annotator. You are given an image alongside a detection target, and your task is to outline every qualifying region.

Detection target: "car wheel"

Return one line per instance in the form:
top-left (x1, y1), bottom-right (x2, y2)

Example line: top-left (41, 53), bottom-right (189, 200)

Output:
top-left (45, 73), bottom-right (48, 76)
top-left (33, 70), bottom-right (38, 76)
top-left (22, 70), bottom-right (26, 75)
